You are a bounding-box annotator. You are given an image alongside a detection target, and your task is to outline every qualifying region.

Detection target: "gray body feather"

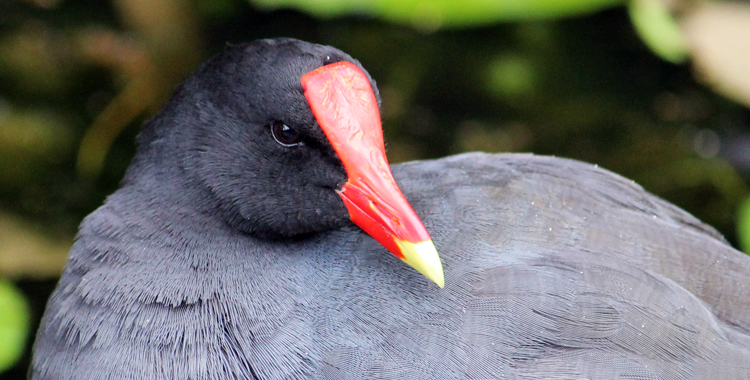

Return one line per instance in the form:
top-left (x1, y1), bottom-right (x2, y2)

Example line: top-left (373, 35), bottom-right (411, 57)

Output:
top-left (31, 152), bottom-right (750, 379)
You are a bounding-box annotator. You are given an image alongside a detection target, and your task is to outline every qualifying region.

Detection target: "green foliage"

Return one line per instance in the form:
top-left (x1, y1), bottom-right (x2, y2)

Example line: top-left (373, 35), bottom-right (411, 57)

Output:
top-left (628, 0), bottom-right (688, 63)
top-left (486, 54), bottom-right (537, 99)
top-left (251, 0), bottom-right (623, 29)
top-left (0, 279), bottom-right (29, 373)
top-left (737, 195), bottom-right (750, 254)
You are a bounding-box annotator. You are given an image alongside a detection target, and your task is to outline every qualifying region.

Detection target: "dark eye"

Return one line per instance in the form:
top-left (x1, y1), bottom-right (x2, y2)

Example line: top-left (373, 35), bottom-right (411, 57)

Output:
top-left (271, 121), bottom-right (303, 147)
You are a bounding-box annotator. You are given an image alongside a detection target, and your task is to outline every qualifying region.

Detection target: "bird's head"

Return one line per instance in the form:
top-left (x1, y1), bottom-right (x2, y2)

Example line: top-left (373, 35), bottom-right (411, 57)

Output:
top-left (136, 38), bottom-right (443, 287)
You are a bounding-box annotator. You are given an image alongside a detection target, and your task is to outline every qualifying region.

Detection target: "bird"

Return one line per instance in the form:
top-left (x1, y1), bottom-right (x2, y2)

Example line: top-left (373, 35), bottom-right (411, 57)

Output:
top-left (30, 38), bottom-right (750, 379)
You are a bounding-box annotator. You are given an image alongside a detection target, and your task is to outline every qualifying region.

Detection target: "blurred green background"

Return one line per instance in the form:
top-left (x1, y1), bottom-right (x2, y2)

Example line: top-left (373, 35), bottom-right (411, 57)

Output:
top-left (2, 0), bottom-right (750, 377)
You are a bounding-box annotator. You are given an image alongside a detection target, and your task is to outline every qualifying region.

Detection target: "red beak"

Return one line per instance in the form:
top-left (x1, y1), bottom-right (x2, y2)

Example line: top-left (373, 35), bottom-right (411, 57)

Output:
top-left (302, 61), bottom-right (444, 287)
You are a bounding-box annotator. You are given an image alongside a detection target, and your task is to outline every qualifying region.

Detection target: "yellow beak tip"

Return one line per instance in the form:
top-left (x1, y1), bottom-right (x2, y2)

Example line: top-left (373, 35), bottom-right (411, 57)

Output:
top-left (396, 239), bottom-right (445, 288)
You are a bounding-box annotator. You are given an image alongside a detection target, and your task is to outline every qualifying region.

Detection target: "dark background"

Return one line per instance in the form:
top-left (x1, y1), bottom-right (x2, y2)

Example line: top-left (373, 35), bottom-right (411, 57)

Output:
top-left (2, 0), bottom-right (749, 378)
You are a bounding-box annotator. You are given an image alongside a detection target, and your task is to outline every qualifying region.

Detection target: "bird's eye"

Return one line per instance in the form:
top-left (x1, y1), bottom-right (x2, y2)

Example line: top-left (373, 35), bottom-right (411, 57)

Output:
top-left (271, 121), bottom-right (303, 146)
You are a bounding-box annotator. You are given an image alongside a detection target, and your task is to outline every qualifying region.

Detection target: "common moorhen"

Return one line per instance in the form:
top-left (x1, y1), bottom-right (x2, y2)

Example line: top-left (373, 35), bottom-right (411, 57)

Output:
top-left (30, 38), bottom-right (750, 379)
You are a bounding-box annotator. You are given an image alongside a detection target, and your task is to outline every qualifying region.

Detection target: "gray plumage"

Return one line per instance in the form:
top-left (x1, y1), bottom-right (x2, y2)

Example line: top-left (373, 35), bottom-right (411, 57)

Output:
top-left (32, 153), bottom-right (750, 379)
top-left (30, 39), bottom-right (750, 379)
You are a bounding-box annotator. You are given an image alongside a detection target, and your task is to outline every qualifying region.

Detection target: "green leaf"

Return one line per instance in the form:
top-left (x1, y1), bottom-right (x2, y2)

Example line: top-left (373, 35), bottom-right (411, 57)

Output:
top-left (251, 0), bottom-right (624, 30)
top-left (737, 195), bottom-right (750, 254)
top-left (0, 279), bottom-right (29, 373)
top-left (628, 0), bottom-right (688, 63)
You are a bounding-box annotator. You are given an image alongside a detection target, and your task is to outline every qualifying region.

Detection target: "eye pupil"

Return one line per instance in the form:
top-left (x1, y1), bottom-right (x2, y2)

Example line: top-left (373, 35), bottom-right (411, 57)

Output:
top-left (271, 121), bottom-right (303, 146)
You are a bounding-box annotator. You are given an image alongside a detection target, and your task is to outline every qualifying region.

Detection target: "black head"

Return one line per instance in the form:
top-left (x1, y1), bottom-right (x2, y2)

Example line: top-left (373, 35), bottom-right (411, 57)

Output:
top-left (128, 38), bottom-right (382, 238)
